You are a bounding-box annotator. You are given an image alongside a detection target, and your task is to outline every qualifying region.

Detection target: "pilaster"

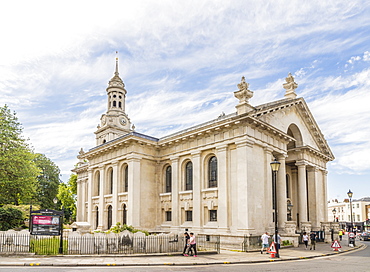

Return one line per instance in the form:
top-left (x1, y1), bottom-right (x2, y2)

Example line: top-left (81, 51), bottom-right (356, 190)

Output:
top-left (170, 157), bottom-right (180, 231)
top-left (191, 151), bottom-right (202, 232)
top-left (216, 145), bottom-right (229, 232)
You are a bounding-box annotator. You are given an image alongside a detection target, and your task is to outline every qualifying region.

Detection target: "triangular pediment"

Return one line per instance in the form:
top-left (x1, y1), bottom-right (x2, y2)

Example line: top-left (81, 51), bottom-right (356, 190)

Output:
top-left (251, 97), bottom-right (334, 161)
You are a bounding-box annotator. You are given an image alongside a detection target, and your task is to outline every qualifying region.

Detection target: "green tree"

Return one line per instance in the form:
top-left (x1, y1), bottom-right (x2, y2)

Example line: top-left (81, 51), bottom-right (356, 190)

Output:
top-left (0, 105), bottom-right (39, 205)
top-left (57, 174), bottom-right (77, 223)
top-left (33, 153), bottom-right (61, 209)
top-left (0, 206), bottom-right (24, 230)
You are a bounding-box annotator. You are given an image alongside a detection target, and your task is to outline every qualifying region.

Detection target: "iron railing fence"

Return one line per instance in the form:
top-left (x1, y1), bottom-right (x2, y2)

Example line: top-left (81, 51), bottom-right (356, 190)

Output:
top-left (242, 235), bottom-right (272, 252)
top-left (0, 232), bottom-right (220, 255)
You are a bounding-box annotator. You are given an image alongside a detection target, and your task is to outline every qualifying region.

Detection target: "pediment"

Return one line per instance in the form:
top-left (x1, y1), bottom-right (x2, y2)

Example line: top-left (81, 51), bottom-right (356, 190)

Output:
top-left (251, 98), bottom-right (334, 161)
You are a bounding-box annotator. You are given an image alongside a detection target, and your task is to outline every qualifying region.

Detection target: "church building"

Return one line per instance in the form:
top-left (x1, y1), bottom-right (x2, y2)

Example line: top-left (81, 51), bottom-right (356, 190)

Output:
top-left (74, 58), bottom-right (334, 243)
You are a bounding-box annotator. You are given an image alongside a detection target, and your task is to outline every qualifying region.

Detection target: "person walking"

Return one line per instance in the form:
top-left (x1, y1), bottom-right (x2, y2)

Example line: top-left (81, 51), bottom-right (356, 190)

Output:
top-left (339, 229), bottom-right (343, 241)
top-left (272, 232), bottom-right (281, 250)
top-left (185, 232), bottom-right (197, 257)
top-left (309, 231), bottom-right (317, 250)
top-left (182, 232), bottom-right (192, 256)
top-left (261, 232), bottom-right (270, 254)
top-left (302, 232), bottom-right (309, 249)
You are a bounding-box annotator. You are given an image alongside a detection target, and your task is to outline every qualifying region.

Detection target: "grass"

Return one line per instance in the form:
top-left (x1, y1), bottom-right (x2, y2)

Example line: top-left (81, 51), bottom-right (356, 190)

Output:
top-left (30, 236), bottom-right (68, 255)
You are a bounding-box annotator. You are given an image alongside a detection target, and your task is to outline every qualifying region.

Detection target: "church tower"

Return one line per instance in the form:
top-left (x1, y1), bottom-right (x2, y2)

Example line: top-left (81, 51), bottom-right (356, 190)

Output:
top-left (95, 55), bottom-right (132, 145)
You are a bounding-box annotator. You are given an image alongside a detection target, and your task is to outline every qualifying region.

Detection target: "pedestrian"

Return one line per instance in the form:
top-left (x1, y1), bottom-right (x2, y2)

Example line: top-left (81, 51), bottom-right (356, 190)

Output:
top-left (182, 232), bottom-right (192, 256)
top-left (185, 232), bottom-right (197, 257)
top-left (309, 231), bottom-right (317, 250)
top-left (272, 232), bottom-right (281, 249)
top-left (261, 232), bottom-right (270, 254)
top-left (302, 232), bottom-right (309, 249)
top-left (338, 229), bottom-right (343, 241)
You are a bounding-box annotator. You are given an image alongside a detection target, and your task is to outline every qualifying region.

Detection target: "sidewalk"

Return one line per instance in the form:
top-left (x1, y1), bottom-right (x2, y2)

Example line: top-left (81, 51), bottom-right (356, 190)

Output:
top-left (0, 241), bottom-right (365, 267)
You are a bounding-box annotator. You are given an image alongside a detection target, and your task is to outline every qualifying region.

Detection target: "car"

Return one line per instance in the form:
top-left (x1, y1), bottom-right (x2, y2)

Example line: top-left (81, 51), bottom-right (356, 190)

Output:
top-left (360, 232), bottom-right (370, 241)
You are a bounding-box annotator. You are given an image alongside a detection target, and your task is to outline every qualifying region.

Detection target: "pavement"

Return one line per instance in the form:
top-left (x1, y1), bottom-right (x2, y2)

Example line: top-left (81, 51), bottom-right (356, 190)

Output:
top-left (0, 241), bottom-right (365, 267)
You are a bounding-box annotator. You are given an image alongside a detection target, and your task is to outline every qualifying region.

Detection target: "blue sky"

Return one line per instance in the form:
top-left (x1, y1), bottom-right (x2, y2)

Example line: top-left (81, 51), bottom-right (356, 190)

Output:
top-left (1, 0), bottom-right (369, 201)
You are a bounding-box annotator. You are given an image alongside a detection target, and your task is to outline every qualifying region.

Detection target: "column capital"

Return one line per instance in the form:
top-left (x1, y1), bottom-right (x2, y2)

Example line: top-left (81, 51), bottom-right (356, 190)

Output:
top-left (235, 137), bottom-right (254, 148)
top-left (276, 153), bottom-right (287, 161)
top-left (263, 146), bottom-right (274, 154)
top-left (170, 156), bottom-right (179, 163)
top-left (295, 160), bottom-right (307, 167)
top-left (215, 144), bottom-right (228, 152)
top-left (191, 151), bottom-right (201, 158)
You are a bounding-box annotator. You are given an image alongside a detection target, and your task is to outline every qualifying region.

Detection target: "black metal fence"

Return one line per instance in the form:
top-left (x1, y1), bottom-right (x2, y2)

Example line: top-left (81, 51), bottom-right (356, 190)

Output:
top-left (242, 235), bottom-right (272, 251)
top-left (0, 232), bottom-right (220, 255)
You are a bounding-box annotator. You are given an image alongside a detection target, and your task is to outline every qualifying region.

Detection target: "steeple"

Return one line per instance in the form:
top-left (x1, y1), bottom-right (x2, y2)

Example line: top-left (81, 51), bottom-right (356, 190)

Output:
top-left (94, 53), bottom-right (132, 145)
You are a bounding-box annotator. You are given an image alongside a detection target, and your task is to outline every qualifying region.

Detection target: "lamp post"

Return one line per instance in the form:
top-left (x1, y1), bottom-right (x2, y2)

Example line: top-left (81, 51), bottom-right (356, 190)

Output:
top-left (332, 208), bottom-right (337, 222)
top-left (53, 198), bottom-right (64, 254)
top-left (347, 189), bottom-right (353, 232)
top-left (270, 158), bottom-right (281, 258)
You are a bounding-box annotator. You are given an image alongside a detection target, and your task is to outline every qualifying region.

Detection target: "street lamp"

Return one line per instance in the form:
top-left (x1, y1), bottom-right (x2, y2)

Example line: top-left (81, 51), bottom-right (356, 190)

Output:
top-left (53, 197), bottom-right (64, 254)
top-left (332, 208), bottom-right (337, 222)
top-left (270, 158), bottom-right (281, 258)
top-left (347, 189), bottom-right (354, 232)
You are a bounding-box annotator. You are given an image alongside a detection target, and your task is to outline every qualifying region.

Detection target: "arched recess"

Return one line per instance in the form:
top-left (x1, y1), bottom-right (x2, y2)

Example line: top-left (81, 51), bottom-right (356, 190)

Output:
top-left (122, 203), bottom-right (127, 225)
top-left (287, 123), bottom-right (303, 149)
top-left (107, 167), bottom-right (114, 195)
top-left (184, 160), bottom-right (193, 191)
top-left (94, 206), bottom-right (99, 229)
top-left (107, 205), bottom-right (113, 230)
top-left (164, 164), bottom-right (172, 193)
top-left (94, 171), bottom-right (100, 196)
top-left (120, 164), bottom-right (128, 193)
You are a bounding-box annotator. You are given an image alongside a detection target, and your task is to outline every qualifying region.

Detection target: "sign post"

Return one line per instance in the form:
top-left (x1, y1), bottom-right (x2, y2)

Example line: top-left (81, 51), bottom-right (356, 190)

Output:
top-left (30, 207), bottom-right (64, 254)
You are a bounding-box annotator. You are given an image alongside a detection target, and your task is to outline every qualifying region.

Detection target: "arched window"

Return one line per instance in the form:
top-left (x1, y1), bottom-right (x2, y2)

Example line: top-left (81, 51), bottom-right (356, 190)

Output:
top-left (94, 171), bottom-right (100, 196)
top-left (165, 166), bottom-right (172, 193)
top-left (124, 165), bottom-right (128, 192)
top-left (95, 206), bottom-right (99, 229)
top-left (208, 156), bottom-right (217, 188)
top-left (107, 205), bottom-right (112, 229)
top-left (113, 101), bottom-right (117, 107)
top-left (185, 161), bottom-right (193, 191)
top-left (122, 204), bottom-right (127, 225)
top-left (108, 168), bottom-right (113, 194)
top-left (119, 101), bottom-right (122, 108)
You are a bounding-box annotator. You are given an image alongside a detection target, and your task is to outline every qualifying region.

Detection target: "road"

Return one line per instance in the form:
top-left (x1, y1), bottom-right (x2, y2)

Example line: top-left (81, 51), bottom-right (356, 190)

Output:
top-left (1, 241), bottom-right (368, 272)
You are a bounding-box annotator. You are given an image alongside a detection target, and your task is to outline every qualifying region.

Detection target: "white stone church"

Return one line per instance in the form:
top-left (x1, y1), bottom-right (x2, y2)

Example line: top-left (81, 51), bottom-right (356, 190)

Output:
top-left (74, 58), bottom-right (334, 243)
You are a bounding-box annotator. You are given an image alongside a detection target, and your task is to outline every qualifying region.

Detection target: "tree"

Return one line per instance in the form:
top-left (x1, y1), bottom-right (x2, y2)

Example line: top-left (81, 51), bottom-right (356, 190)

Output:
top-left (57, 174), bottom-right (77, 223)
top-left (0, 206), bottom-right (24, 230)
top-left (33, 153), bottom-right (61, 209)
top-left (0, 105), bottom-right (39, 205)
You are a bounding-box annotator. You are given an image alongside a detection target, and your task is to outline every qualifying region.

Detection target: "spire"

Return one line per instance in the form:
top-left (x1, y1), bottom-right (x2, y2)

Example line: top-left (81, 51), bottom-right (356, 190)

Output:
top-left (108, 51), bottom-right (125, 90)
top-left (115, 51), bottom-right (119, 76)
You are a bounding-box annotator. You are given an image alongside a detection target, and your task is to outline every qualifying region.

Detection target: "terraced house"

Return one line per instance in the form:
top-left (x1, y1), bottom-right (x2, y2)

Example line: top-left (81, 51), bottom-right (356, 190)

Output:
top-left (74, 59), bottom-right (334, 245)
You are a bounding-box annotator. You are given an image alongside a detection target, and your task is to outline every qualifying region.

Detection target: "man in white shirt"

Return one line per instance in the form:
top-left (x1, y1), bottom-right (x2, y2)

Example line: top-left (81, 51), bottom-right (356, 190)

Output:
top-left (261, 232), bottom-right (270, 254)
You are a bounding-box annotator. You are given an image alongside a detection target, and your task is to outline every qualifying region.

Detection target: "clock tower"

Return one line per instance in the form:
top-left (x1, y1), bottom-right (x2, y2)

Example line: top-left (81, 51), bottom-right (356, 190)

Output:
top-left (95, 56), bottom-right (133, 145)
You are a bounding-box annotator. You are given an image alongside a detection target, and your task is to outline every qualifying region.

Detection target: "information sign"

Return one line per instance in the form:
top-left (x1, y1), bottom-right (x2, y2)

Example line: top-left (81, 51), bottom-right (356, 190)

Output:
top-left (30, 209), bottom-right (63, 236)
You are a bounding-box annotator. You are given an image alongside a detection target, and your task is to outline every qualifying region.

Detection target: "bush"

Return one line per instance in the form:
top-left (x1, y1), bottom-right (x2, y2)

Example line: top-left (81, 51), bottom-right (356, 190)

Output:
top-left (0, 206), bottom-right (25, 230)
top-left (282, 240), bottom-right (292, 246)
top-left (106, 222), bottom-right (149, 236)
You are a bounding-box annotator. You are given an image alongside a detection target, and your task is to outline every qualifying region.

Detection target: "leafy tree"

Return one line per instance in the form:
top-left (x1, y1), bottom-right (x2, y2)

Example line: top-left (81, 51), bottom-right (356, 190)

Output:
top-left (57, 174), bottom-right (77, 223)
top-left (33, 153), bottom-right (61, 209)
top-left (0, 206), bottom-right (24, 230)
top-left (0, 105), bottom-right (39, 205)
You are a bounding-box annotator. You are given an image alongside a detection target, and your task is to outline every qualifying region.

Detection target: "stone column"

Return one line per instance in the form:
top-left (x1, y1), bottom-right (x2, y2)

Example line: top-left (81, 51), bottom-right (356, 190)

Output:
top-left (276, 154), bottom-right (287, 230)
top-left (170, 157), bottom-right (180, 231)
top-left (235, 139), bottom-right (251, 232)
top-left (192, 151), bottom-right (202, 232)
top-left (87, 169), bottom-right (93, 227)
top-left (127, 155), bottom-right (141, 227)
top-left (76, 178), bottom-right (83, 222)
top-left (111, 161), bottom-right (119, 226)
top-left (323, 170), bottom-right (329, 222)
top-left (98, 166), bottom-right (105, 230)
top-left (307, 167), bottom-right (318, 230)
top-left (296, 161), bottom-right (308, 225)
top-left (264, 147), bottom-right (274, 231)
top-left (216, 145), bottom-right (228, 232)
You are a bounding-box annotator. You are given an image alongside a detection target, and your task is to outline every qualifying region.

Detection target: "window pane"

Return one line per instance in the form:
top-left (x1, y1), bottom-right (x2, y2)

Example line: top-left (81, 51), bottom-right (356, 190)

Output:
top-left (124, 165), bottom-right (128, 192)
top-left (166, 166), bottom-right (172, 193)
top-left (208, 156), bottom-right (217, 188)
top-left (209, 210), bottom-right (217, 221)
top-left (186, 211), bottom-right (192, 221)
top-left (166, 211), bottom-right (172, 221)
top-left (185, 162), bottom-right (193, 191)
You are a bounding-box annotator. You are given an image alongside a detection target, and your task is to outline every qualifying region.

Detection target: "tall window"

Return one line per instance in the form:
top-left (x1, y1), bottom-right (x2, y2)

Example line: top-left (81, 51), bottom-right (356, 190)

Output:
top-left (185, 161), bottom-right (193, 191)
top-left (94, 171), bottom-right (100, 196)
top-left (123, 165), bottom-right (128, 192)
top-left (165, 166), bottom-right (172, 193)
top-left (208, 156), bottom-right (217, 188)
top-left (109, 168), bottom-right (113, 194)
top-left (186, 211), bottom-right (193, 221)
top-left (107, 205), bottom-right (112, 229)
top-left (95, 206), bottom-right (99, 229)
top-left (122, 204), bottom-right (127, 225)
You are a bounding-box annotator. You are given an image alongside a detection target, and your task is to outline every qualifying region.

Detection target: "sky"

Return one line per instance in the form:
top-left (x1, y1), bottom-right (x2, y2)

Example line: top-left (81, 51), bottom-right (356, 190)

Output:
top-left (1, 0), bottom-right (370, 202)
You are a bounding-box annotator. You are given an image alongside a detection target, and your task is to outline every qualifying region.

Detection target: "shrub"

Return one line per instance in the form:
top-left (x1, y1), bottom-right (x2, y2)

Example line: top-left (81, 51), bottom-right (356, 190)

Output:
top-left (0, 206), bottom-right (24, 230)
top-left (106, 222), bottom-right (149, 236)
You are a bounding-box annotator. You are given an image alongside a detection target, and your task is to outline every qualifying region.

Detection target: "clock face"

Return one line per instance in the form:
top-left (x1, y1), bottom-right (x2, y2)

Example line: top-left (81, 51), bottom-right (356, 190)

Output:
top-left (120, 117), bottom-right (126, 125)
